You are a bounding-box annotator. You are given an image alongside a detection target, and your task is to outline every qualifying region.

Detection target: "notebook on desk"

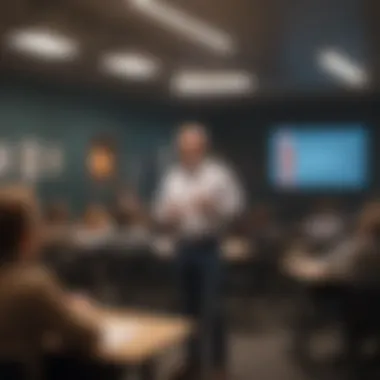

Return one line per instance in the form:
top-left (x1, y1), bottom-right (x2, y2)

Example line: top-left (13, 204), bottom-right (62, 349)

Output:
top-left (100, 320), bottom-right (139, 350)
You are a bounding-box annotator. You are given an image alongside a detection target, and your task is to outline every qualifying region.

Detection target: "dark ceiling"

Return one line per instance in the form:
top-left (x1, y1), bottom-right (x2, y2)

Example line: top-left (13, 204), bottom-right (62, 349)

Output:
top-left (0, 0), bottom-right (375, 100)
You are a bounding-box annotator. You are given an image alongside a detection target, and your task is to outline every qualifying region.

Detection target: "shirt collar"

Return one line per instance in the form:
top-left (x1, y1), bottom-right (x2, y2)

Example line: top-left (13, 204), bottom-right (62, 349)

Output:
top-left (177, 157), bottom-right (213, 177)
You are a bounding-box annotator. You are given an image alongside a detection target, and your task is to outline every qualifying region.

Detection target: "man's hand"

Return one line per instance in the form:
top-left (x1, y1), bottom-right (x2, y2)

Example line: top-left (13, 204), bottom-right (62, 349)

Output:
top-left (194, 196), bottom-right (217, 217)
top-left (290, 259), bottom-right (328, 282)
top-left (165, 204), bottom-right (182, 224)
top-left (69, 293), bottom-right (94, 314)
top-left (68, 293), bottom-right (100, 330)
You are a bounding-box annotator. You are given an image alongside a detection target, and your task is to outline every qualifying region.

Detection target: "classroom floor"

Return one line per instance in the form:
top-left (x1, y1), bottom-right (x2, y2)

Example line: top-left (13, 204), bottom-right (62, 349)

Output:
top-left (157, 330), bottom-right (299, 380)
top-left (115, 291), bottom-right (344, 380)
top-left (113, 290), bottom-right (380, 380)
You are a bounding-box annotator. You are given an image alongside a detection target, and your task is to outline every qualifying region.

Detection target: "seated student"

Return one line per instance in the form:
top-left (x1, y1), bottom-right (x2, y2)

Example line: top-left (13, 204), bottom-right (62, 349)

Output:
top-left (321, 202), bottom-right (380, 367)
top-left (113, 191), bottom-right (150, 246)
top-left (246, 204), bottom-right (284, 293)
top-left (113, 189), bottom-right (136, 228)
top-left (289, 202), bottom-right (380, 283)
top-left (0, 188), bottom-right (120, 379)
top-left (43, 201), bottom-right (71, 246)
top-left (114, 190), bottom-right (148, 226)
top-left (299, 199), bottom-right (346, 254)
top-left (249, 204), bottom-right (283, 249)
top-left (45, 201), bottom-right (70, 225)
top-left (83, 204), bottom-right (114, 231)
top-left (72, 205), bottom-right (118, 296)
top-left (72, 204), bottom-right (115, 247)
top-left (284, 202), bottom-right (380, 368)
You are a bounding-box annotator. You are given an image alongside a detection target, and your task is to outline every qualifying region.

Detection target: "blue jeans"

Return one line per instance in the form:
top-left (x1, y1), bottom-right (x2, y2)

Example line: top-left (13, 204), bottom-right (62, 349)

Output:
top-left (175, 238), bottom-right (227, 370)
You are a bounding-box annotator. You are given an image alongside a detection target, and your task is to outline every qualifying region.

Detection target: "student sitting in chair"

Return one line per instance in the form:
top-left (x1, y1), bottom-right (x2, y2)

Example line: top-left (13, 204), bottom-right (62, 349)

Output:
top-left (0, 188), bottom-right (121, 380)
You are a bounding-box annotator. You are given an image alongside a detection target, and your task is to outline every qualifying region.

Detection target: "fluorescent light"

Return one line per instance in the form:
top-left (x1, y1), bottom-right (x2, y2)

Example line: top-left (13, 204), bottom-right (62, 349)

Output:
top-left (5, 28), bottom-right (78, 61)
top-left (100, 52), bottom-right (160, 80)
top-left (317, 49), bottom-right (368, 88)
top-left (129, 0), bottom-right (234, 55)
top-left (171, 70), bottom-right (256, 96)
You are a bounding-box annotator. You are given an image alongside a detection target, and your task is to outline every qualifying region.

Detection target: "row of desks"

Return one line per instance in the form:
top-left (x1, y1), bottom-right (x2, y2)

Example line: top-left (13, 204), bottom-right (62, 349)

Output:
top-left (46, 235), bottom-right (254, 263)
top-left (83, 307), bottom-right (192, 365)
top-left (43, 236), bottom-right (253, 378)
top-left (49, 302), bottom-right (193, 380)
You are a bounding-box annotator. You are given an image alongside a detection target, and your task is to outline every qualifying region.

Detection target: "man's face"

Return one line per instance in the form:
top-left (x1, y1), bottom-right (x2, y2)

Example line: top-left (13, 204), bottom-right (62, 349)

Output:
top-left (177, 128), bottom-right (207, 169)
top-left (20, 209), bottom-right (42, 263)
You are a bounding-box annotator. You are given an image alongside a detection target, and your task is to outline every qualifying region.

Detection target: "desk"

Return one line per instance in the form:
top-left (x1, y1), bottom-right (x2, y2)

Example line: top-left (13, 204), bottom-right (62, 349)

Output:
top-left (152, 237), bottom-right (253, 263)
top-left (44, 238), bottom-right (256, 302)
top-left (95, 309), bottom-right (192, 364)
top-left (79, 306), bottom-right (193, 379)
top-left (282, 250), bottom-right (348, 367)
top-left (221, 239), bottom-right (252, 263)
top-left (282, 250), bottom-right (332, 284)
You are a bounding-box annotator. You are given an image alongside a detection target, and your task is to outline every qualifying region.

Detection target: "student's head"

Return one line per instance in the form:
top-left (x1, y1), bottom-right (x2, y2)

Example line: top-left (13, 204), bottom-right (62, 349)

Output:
top-left (313, 198), bottom-right (338, 214)
top-left (83, 204), bottom-right (111, 229)
top-left (0, 187), bottom-right (41, 263)
top-left (45, 201), bottom-right (70, 224)
top-left (357, 202), bottom-right (380, 239)
top-left (176, 123), bottom-right (209, 169)
top-left (249, 206), bottom-right (266, 230)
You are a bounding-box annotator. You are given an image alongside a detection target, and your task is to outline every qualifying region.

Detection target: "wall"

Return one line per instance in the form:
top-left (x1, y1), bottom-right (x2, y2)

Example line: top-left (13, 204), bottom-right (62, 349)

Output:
top-left (0, 79), bottom-right (197, 212)
top-left (0, 77), bottom-right (376, 217)
top-left (210, 96), bottom-right (376, 219)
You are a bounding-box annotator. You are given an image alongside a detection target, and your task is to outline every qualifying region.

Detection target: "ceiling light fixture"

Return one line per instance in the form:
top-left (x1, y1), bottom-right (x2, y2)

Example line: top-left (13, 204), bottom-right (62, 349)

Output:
top-left (5, 28), bottom-right (78, 61)
top-left (100, 52), bottom-right (160, 80)
top-left (317, 49), bottom-right (368, 88)
top-left (129, 0), bottom-right (235, 55)
top-left (171, 70), bottom-right (256, 96)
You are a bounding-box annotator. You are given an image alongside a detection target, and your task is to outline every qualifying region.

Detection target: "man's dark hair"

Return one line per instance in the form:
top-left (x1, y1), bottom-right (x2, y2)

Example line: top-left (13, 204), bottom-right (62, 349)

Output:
top-left (45, 202), bottom-right (69, 223)
top-left (0, 199), bottom-right (29, 262)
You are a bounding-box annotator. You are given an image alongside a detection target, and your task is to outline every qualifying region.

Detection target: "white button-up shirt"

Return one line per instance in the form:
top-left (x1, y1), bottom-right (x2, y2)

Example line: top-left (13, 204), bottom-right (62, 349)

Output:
top-left (154, 159), bottom-right (244, 238)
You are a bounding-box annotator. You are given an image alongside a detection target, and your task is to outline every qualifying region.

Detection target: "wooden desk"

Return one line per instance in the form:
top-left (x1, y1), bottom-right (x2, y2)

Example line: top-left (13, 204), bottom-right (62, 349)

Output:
top-left (69, 306), bottom-right (191, 380)
top-left (93, 308), bottom-right (192, 365)
top-left (221, 239), bottom-right (252, 263)
top-left (153, 237), bottom-right (252, 263)
top-left (282, 250), bottom-right (331, 284)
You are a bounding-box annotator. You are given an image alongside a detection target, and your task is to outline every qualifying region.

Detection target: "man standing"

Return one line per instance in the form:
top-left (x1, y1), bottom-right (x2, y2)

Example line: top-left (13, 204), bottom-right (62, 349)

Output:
top-left (154, 123), bottom-right (244, 380)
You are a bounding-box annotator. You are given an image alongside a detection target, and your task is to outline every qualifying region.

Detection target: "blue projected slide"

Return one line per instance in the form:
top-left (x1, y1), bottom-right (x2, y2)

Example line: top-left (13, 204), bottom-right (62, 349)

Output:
top-left (269, 125), bottom-right (368, 190)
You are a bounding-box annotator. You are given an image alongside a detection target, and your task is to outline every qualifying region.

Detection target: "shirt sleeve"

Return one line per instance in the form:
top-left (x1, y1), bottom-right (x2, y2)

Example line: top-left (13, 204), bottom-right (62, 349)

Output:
top-left (322, 239), bottom-right (366, 278)
top-left (217, 166), bottom-right (245, 221)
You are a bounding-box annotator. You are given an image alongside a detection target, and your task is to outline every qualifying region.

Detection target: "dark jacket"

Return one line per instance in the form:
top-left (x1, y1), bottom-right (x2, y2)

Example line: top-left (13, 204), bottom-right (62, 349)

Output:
top-left (0, 263), bottom-right (97, 379)
top-left (324, 237), bottom-right (380, 285)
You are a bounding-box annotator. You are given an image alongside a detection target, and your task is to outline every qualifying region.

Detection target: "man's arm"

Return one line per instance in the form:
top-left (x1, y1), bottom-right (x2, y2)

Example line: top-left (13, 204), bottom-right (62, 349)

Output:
top-left (153, 170), bottom-right (180, 230)
top-left (219, 166), bottom-right (245, 220)
top-left (323, 239), bottom-right (376, 280)
top-left (29, 267), bottom-right (98, 354)
top-left (195, 165), bottom-right (245, 231)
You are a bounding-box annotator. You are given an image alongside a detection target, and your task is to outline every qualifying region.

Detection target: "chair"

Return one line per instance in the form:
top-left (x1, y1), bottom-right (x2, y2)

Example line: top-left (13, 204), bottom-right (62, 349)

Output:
top-left (44, 353), bottom-right (124, 380)
top-left (0, 361), bottom-right (26, 380)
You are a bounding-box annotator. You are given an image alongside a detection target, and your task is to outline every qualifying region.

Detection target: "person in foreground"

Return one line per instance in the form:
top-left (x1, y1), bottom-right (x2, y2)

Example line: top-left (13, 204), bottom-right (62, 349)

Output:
top-left (284, 202), bottom-right (380, 371)
top-left (0, 188), bottom-right (119, 380)
top-left (154, 123), bottom-right (244, 380)
top-left (284, 201), bottom-right (380, 284)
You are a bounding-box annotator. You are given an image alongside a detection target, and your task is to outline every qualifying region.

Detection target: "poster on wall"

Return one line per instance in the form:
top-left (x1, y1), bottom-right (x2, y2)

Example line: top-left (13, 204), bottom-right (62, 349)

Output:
top-left (87, 137), bottom-right (117, 181)
top-left (19, 139), bottom-right (65, 182)
top-left (20, 139), bottom-right (41, 182)
top-left (45, 145), bottom-right (64, 178)
top-left (268, 125), bottom-right (368, 190)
